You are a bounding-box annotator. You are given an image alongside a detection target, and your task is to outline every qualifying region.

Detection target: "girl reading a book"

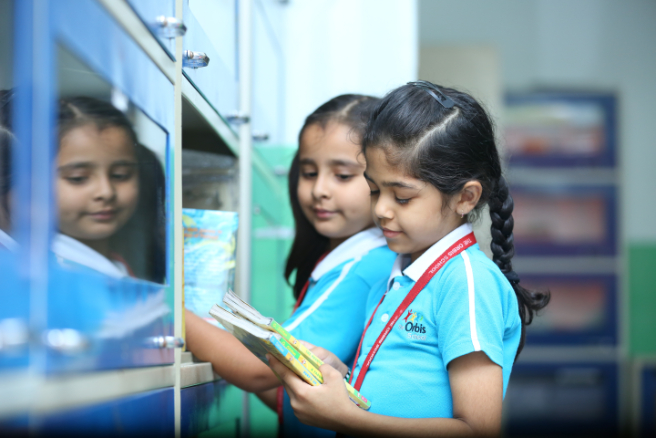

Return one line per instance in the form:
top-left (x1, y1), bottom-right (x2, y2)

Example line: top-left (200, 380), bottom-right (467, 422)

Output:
top-left (54, 97), bottom-right (165, 282)
top-left (185, 94), bottom-right (397, 437)
top-left (268, 82), bottom-right (550, 437)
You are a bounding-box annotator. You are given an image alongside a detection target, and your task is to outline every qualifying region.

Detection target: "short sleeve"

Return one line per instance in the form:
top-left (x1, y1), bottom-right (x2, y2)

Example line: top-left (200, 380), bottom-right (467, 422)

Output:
top-left (434, 253), bottom-right (505, 368)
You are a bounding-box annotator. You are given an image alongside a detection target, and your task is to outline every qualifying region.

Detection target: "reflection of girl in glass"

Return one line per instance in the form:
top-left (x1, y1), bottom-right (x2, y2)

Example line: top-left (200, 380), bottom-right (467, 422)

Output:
top-left (0, 89), bottom-right (17, 251)
top-left (54, 97), bottom-right (165, 283)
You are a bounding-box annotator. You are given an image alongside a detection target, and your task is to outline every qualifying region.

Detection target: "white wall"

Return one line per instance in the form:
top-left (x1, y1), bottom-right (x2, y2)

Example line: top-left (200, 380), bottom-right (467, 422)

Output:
top-left (280, 0), bottom-right (418, 144)
top-left (419, 0), bottom-right (656, 242)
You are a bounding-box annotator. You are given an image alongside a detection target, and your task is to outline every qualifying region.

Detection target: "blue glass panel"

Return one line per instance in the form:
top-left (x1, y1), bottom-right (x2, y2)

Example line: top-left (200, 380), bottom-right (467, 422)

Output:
top-left (39, 0), bottom-right (176, 372)
top-left (35, 387), bottom-right (174, 436)
top-left (182, 0), bottom-right (238, 118)
top-left (125, 0), bottom-right (177, 60)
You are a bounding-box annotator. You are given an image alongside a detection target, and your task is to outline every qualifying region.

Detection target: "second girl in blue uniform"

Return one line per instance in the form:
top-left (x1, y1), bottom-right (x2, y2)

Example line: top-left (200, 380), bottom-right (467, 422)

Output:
top-left (185, 94), bottom-right (396, 438)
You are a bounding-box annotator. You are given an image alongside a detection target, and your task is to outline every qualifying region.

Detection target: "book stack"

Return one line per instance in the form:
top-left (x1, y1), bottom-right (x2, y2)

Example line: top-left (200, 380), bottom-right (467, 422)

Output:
top-left (210, 290), bottom-right (371, 410)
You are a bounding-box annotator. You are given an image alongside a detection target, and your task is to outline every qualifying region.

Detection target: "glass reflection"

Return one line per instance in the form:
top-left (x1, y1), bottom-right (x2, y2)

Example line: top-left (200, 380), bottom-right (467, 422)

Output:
top-left (55, 47), bottom-right (167, 284)
top-left (0, 0), bottom-right (14, 252)
top-left (0, 89), bottom-right (14, 251)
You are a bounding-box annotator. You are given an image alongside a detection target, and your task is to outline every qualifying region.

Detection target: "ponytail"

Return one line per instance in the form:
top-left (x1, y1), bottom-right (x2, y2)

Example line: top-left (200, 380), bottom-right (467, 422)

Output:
top-left (489, 176), bottom-right (550, 358)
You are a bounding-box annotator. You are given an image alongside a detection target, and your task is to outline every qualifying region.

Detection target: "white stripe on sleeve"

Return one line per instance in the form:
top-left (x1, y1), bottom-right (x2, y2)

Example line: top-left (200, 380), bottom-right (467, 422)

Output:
top-left (461, 251), bottom-right (481, 351)
top-left (284, 256), bottom-right (361, 332)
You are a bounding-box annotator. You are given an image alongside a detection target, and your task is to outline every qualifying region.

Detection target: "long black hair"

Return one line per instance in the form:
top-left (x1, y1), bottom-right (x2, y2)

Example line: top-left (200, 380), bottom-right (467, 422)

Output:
top-left (285, 94), bottom-right (379, 298)
top-left (58, 96), bottom-right (166, 283)
top-left (362, 82), bottom-right (549, 356)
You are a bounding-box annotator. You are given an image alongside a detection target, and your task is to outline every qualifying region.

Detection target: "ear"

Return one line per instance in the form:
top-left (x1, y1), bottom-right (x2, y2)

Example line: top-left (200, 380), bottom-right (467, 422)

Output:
top-left (455, 181), bottom-right (482, 216)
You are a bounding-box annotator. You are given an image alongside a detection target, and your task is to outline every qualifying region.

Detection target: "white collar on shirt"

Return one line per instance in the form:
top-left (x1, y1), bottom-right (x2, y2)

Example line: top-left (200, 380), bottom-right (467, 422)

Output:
top-left (311, 227), bottom-right (387, 281)
top-left (0, 229), bottom-right (18, 252)
top-left (52, 233), bottom-right (128, 279)
top-left (387, 223), bottom-right (474, 289)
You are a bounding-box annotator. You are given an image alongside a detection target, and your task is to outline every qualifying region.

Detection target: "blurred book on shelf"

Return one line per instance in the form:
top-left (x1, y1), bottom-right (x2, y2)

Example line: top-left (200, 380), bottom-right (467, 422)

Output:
top-left (183, 209), bottom-right (238, 325)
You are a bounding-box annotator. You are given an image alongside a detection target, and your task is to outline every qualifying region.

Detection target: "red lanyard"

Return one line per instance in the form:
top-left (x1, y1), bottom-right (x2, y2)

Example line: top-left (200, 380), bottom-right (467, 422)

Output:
top-left (349, 233), bottom-right (477, 391)
top-left (292, 252), bottom-right (328, 312)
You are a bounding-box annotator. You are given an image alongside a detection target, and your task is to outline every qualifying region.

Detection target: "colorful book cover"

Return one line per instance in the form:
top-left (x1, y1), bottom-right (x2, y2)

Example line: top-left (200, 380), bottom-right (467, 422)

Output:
top-left (209, 305), bottom-right (321, 388)
top-left (278, 336), bottom-right (323, 382)
top-left (270, 320), bottom-right (324, 369)
top-left (270, 320), bottom-right (370, 410)
top-left (183, 209), bottom-right (238, 324)
top-left (269, 336), bottom-right (321, 386)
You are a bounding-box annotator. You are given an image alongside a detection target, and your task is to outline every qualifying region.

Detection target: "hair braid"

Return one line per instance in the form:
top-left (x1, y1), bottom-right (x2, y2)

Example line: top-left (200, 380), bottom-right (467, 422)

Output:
top-left (489, 176), bottom-right (515, 274)
top-left (489, 176), bottom-right (550, 358)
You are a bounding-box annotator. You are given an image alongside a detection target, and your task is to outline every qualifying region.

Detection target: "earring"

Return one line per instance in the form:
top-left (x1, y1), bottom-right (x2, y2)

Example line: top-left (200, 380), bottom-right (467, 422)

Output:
top-left (460, 211), bottom-right (464, 218)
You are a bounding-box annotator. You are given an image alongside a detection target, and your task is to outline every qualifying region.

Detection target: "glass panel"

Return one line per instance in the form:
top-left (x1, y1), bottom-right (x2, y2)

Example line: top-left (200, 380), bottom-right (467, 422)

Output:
top-left (0, 0), bottom-right (14, 252)
top-left (0, 0), bottom-right (28, 372)
top-left (55, 45), bottom-right (167, 284)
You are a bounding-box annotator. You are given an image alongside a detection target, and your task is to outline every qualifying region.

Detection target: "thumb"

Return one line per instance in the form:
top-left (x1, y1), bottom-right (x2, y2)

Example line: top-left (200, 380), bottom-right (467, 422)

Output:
top-left (267, 354), bottom-right (291, 381)
top-left (299, 340), bottom-right (316, 349)
top-left (319, 363), bottom-right (344, 385)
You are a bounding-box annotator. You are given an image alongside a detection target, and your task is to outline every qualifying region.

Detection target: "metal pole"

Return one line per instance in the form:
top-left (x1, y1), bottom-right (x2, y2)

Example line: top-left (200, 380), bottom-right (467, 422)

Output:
top-left (173, 1), bottom-right (184, 437)
top-left (237, 0), bottom-right (253, 436)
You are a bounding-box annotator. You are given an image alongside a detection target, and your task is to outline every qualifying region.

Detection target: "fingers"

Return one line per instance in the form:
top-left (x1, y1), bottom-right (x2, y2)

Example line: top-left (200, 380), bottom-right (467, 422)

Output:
top-left (266, 354), bottom-right (308, 395)
top-left (266, 354), bottom-right (289, 380)
top-left (319, 363), bottom-right (346, 384)
top-left (299, 340), bottom-right (316, 349)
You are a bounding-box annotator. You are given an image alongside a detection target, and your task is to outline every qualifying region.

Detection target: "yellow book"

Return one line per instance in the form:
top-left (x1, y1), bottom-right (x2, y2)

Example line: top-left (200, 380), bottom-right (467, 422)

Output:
top-left (209, 305), bottom-right (320, 386)
top-left (221, 290), bottom-right (371, 410)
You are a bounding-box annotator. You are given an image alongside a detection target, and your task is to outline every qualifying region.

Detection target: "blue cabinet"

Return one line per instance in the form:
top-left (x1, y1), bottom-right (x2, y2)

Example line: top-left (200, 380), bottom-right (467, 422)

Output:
top-left (35, 388), bottom-right (174, 437)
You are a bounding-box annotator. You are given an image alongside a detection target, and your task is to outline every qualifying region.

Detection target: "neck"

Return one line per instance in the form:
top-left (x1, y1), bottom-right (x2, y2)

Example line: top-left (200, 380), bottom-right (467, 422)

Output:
top-left (409, 221), bottom-right (468, 263)
top-left (327, 223), bottom-right (375, 252)
top-left (328, 236), bottom-right (347, 251)
top-left (78, 238), bottom-right (111, 258)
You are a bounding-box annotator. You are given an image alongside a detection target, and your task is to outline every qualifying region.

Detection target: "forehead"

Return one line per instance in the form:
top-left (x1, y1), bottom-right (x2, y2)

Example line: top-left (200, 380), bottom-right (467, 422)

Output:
top-left (59, 124), bottom-right (135, 163)
top-left (299, 122), bottom-right (363, 164)
top-left (365, 148), bottom-right (409, 180)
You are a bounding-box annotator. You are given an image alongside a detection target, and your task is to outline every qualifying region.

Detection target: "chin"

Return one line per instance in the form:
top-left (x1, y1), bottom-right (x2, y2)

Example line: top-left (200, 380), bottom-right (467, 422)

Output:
top-left (384, 241), bottom-right (407, 255)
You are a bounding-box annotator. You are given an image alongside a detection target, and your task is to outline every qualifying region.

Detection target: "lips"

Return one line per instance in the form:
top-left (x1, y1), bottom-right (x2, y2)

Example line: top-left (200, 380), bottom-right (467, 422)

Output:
top-left (313, 208), bottom-right (337, 220)
top-left (87, 210), bottom-right (117, 221)
top-left (381, 227), bottom-right (402, 238)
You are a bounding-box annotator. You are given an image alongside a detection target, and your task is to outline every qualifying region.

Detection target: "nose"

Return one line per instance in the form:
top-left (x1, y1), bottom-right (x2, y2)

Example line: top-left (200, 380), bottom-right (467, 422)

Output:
top-left (311, 172), bottom-right (331, 200)
top-left (94, 174), bottom-right (116, 202)
top-left (373, 195), bottom-right (393, 221)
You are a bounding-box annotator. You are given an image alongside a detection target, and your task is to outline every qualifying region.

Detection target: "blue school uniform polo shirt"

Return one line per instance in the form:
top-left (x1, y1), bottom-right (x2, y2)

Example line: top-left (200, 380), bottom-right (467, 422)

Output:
top-left (281, 228), bottom-right (396, 438)
top-left (352, 223), bottom-right (521, 419)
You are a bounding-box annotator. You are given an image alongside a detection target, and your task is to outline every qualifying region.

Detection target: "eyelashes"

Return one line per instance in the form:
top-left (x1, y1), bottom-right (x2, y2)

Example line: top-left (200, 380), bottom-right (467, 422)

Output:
top-left (369, 190), bottom-right (410, 205)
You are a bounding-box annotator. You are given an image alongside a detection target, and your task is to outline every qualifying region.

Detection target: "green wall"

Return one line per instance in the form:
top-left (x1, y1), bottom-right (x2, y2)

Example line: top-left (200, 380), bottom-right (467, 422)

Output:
top-left (629, 243), bottom-right (656, 356)
top-left (249, 145), bottom-right (298, 436)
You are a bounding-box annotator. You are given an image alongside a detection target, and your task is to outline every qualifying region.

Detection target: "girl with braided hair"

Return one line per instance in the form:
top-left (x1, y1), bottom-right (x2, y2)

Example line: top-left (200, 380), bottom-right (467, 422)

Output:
top-left (268, 81), bottom-right (550, 437)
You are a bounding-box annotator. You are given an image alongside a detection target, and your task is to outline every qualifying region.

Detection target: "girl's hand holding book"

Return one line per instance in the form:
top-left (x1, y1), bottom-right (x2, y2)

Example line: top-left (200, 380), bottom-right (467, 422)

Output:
top-left (267, 354), bottom-right (357, 432)
top-left (298, 341), bottom-right (349, 378)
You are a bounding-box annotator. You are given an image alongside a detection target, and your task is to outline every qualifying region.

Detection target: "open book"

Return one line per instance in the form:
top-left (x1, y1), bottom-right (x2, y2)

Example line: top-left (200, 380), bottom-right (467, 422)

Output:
top-left (209, 290), bottom-right (371, 410)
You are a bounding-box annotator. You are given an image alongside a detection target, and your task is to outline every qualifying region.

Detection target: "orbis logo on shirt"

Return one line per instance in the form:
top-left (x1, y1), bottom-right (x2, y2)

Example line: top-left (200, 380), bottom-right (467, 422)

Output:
top-left (399, 309), bottom-right (427, 341)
